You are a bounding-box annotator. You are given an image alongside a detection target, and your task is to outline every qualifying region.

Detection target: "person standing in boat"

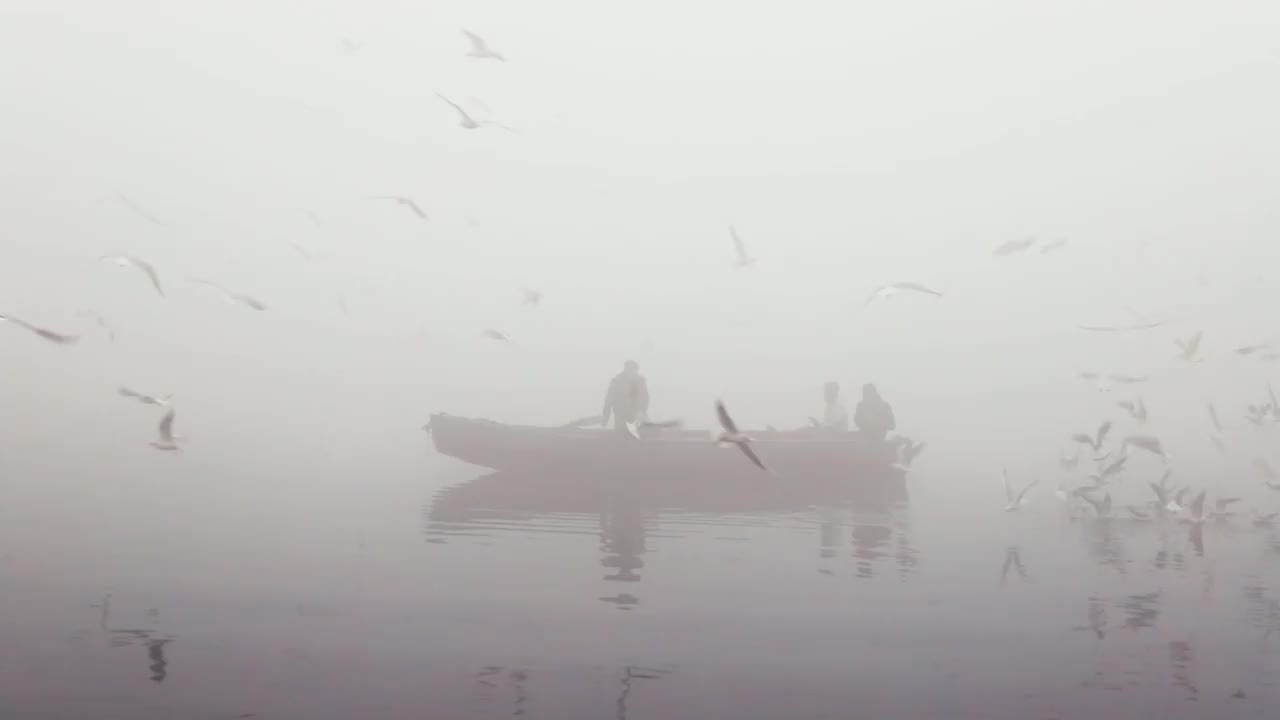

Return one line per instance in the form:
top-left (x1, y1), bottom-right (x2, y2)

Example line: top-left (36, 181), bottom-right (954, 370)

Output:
top-left (821, 381), bottom-right (849, 431)
top-left (601, 360), bottom-right (650, 436)
top-left (854, 383), bottom-right (895, 443)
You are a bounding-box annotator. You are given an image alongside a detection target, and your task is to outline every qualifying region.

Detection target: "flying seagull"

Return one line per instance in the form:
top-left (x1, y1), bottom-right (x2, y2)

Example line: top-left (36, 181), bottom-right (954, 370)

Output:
top-left (98, 254), bottom-right (165, 297)
top-left (1207, 403), bottom-right (1223, 433)
top-left (715, 400), bottom-right (768, 471)
top-left (300, 209), bottom-right (323, 228)
top-left (437, 92), bottom-right (480, 129)
top-left (1078, 371), bottom-right (1112, 393)
top-left (1175, 331), bottom-right (1204, 361)
top-left (77, 310), bottom-right (116, 343)
top-left (1236, 343), bottom-right (1273, 356)
top-left (1071, 420), bottom-right (1112, 453)
top-left (150, 409), bottom-right (182, 451)
top-left (1247, 404), bottom-right (1273, 426)
top-left (1126, 505), bottom-right (1152, 521)
top-left (1109, 374), bottom-right (1149, 385)
top-left (1001, 468), bottom-right (1037, 512)
top-left (1117, 397), bottom-right (1148, 423)
top-left (730, 225), bottom-right (755, 268)
top-left (1122, 434), bottom-right (1167, 462)
top-left (1039, 238), bottom-right (1068, 254)
top-left (341, 38), bottom-right (364, 54)
top-left (369, 195), bottom-right (428, 220)
top-left (435, 93), bottom-right (516, 132)
top-left (188, 279), bottom-right (267, 311)
top-left (1059, 449), bottom-right (1080, 471)
top-left (1080, 491), bottom-right (1113, 519)
top-left (865, 282), bottom-right (943, 305)
top-left (1210, 434), bottom-right (1227, 456)
top-left (0, 313), bottom-right (79, 345)
top-left (463, 30), bottom-right (506, 61)
top-left (118, 387), bottom-right (173, 407)
top-left (1252, 511), bottom-right (1278, 527)
top-left (523, 288), bottom-right (543, 306)
top-left (115, 193), bottom-right (168, 227)
top-left (481, 328), bottom-right (509, 342)
top-left (993, 237), bottom-right (1037, 258)
top-left (1078, 320), bottom-right (1165, 333)
top-left (1149, 470), bottom-right (1177, 511)
top-left (1089, 454), bottom-right (1128, 485)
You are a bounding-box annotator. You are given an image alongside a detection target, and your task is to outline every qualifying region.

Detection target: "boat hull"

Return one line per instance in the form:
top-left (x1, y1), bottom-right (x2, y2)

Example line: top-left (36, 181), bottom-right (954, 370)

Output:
top-left (428, 413), bottom-right (901, 482)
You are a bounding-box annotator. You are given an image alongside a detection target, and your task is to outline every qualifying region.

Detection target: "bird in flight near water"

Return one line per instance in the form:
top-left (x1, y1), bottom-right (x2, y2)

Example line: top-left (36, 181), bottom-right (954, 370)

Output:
top-left (715, 400), bottom-right (769, 471)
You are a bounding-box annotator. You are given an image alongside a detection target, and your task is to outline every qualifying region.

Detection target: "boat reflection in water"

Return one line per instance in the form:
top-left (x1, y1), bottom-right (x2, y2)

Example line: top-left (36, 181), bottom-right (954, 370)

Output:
top-left (424, 455), bottom-right (912, 606)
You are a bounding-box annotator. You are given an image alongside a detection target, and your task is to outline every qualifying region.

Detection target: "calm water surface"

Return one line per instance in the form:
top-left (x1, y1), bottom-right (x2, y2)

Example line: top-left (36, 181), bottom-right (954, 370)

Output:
top-left (3, 440), bottom-right (1279, 719)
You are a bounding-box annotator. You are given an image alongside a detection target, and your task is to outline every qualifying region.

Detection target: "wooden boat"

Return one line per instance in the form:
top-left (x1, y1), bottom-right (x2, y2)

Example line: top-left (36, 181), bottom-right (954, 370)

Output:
top-left (427, 413), bottom-right (904, 488)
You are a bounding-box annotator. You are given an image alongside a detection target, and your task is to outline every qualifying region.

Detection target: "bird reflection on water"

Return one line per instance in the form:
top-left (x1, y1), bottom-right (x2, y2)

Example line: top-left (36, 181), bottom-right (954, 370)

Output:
top-left (90, 592), bottom-right (176, 684)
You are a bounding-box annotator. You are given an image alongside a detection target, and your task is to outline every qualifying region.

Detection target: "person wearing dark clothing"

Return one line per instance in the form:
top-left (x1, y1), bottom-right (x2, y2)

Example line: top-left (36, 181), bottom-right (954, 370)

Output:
top-left (822, 381), bottom-right (850, 431)
top-left (854, 383), bottom-right (895, 442)
top-left (602, 361), bottom-right (650, 436)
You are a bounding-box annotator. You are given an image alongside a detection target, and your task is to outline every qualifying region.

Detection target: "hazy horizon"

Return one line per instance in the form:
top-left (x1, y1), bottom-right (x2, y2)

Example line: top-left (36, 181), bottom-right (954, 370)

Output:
top-left (2, 2), bottom-right (1279, 718)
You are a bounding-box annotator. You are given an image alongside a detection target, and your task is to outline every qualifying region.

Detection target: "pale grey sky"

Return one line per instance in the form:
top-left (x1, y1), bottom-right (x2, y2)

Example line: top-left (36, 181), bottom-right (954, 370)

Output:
top-left (1, 1), bottom-right (1278, 477)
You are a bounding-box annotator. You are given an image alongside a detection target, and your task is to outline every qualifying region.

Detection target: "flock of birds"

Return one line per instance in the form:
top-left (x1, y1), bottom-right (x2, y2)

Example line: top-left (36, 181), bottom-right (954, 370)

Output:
top-left (1, 248), bottom-right (270, 450)
top-left (998, 389), bottom-right (1280, 529)
top-left (3, 31), bottom-right (1276, 479)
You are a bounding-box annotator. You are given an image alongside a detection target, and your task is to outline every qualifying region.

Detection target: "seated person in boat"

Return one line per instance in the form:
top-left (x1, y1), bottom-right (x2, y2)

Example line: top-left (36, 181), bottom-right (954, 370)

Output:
top-left (601, 360), bottom-right (650, 435)
top-left (821, 381), bottom-right (849, 431)
top-left (854, 383), bottom-right (895, 442)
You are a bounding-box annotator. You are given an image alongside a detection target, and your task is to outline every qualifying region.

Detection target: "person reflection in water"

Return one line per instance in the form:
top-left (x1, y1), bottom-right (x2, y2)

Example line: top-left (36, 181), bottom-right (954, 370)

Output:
top-left (854, 383), bottom-right (895, 443)
top-left (601, 496), bottom-right (646, 583)
top-left (146, 638), bottom-right (172, 683)
top-left (601, 360), bottom-right (650, 437)
top-left (821, 381), bottom-right (849, 431)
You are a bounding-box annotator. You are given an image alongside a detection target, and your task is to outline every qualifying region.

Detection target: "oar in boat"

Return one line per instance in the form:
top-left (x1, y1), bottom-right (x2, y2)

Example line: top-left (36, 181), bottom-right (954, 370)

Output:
top-left (638, 419), bottom-right (683, 430)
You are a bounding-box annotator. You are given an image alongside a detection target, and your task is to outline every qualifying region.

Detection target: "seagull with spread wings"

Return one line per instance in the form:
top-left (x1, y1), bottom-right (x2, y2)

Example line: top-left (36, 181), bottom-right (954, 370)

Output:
top-left (993, 237), bottom-right (1037, 258)
top-left (715, 400), bottom-right (768, 471)
top-left (149, 409), bottom-right (182, 451)
top-left (1117, 397), bottom-right (1148, 423)
top-left (369, 195), bottom-right (428, 220)
top-left (1002, 468), bottom-right (1037, 512)
top-left (730, 225), bottom-right (755, 268)
top-left (188, 279), bottom-right (267, 311)
top-left (0, 313), bottom-right (79, 345)
top-left (77, 310), bottom-right (116, 343)
top-left (463, 30), bottom-right (506, 61)
top-left (435, 93), bottom-right (517, 132)
top-left (1071, 420), bottom-right (1112, 453)
top-left (98, 254), bottom-right (165, 298)
top-left (1236, 342), bottom-right (1273, 356)
top-left (1039, 238), bottom-right (1068, 254)
top-left (865, 282), bottom-right (943, 305)
top-left (1122, 434), bottom-right (1168, 462)
top-left (1175, 331), bottom-right (1204, 361)
top-left (118, 387), bottom-right (173, 407)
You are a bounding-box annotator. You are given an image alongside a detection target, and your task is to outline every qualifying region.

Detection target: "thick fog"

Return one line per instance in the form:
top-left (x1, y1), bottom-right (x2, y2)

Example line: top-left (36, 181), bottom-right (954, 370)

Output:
top-left (2, 2), bottom-right (1280, 717)
top-left (4, 3), bottom-right (1278, 462)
